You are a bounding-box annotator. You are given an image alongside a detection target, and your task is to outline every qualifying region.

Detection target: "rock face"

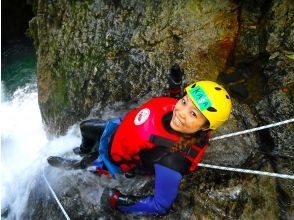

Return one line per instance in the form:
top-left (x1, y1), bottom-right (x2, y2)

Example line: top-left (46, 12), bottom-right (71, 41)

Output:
top-left (27, 0), bottom-right (293, 219)
top-left (29, 0), bottom-right (238, 134)
top-left (254, 1), bottom-right (294, 219)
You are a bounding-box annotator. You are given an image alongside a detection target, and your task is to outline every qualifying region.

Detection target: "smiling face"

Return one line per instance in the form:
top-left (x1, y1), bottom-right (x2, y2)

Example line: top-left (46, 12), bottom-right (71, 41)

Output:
top-left (170, 95), bottom-right (208, 134)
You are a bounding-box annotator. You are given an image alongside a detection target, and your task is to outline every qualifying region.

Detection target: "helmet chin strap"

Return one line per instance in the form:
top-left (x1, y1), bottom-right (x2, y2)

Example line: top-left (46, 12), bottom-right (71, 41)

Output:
top-left (200, 120), bottom-right (210, 131)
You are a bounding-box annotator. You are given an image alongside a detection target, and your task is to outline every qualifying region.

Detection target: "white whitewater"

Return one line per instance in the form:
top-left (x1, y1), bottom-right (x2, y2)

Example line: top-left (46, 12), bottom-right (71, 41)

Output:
top-left (1, 82), bottom-right (80, 219)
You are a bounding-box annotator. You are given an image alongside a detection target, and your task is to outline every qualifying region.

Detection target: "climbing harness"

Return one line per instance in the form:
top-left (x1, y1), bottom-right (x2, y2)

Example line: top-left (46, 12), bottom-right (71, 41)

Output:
top-left (202, 118), bottom-right (294, 180)
top-left (42, 167), bottom-right (71, 220)
top-left (210, 118), bottom-right (294, 141)
top-left (198, 163), bottom-right (294, 180)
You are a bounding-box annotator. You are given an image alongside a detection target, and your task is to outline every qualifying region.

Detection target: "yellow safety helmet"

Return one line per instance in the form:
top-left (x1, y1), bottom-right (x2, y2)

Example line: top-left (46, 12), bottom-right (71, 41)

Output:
top-left (185, 81), bottom-right (232, 130)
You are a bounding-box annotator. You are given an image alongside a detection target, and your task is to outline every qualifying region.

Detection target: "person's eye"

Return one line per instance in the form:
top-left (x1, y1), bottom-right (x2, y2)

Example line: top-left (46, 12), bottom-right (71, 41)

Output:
top-left (191, 111), bottom-right (197, 117)
top-left (182, 98), bottom-right (186, 105)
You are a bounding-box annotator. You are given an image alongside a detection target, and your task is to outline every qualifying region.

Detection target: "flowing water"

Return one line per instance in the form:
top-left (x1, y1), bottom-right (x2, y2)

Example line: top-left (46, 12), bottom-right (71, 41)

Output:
top-left (1, 42), bottom-right (148, 219)
top-left (1, 42), bottom-right (82, 219)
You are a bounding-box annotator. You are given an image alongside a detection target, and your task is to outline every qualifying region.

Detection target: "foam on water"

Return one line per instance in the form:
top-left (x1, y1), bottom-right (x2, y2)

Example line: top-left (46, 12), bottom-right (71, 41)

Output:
top-left (1, 82), bottom-right (81, 219)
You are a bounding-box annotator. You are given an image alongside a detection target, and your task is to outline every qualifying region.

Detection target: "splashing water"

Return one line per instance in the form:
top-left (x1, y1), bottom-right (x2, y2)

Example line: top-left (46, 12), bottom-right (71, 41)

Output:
top-left (1, 82), bottom-right (81, 219)
top-left (1, 43), bottom-right (155, 219)
top-left (0, 55), bottom-right (150, 218)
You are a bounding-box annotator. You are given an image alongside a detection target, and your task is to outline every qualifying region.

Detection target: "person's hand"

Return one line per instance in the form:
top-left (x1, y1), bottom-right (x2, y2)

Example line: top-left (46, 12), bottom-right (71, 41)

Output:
top-left (100, 187), bottom-right (144, 210)
top-left (167, 64), bottom-right (184, 98)
top-left (168, 64), bottom-right (183, 89)
top-left (100, 188), bottom-right (122, 210)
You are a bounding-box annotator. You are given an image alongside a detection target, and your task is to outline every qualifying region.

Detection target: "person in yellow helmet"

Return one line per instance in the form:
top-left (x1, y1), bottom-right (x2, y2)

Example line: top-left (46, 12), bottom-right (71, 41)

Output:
top-left (185, 81), bottom-right (232, 130)
top-left (47, 65), bottom-right (232, 215)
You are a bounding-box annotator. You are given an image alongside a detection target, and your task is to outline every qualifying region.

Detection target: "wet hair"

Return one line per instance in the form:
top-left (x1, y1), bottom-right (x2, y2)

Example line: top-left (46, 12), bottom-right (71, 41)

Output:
top-left (170, 122), bottom-right (210, 152)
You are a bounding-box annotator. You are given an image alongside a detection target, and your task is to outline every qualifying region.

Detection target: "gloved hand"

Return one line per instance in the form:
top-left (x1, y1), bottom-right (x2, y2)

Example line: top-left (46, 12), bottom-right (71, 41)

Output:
top-left (100, 188), bottom-right (144, 211)
top-left (100, 188), bottom-right (122, 210)
top-left (168, 64), bottom-right (184, 98)
top-left (168, 64), bottom-right (183, 90)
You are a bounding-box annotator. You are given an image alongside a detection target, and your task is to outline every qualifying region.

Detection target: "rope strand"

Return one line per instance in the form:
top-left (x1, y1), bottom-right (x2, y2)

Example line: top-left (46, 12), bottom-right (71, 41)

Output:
top-left (43, 168), bottom-right (71, 220)
top-left (205, 118), bottom-right (294, 180)
top-left (198, 163), bottom-right (294, 180)
top-left (211, 118), bottom-right (294, 141)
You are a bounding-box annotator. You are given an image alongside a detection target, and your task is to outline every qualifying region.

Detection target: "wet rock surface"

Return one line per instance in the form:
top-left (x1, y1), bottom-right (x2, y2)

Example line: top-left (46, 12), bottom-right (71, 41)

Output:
top-left (23, 166), bottom-right (153, 219)
top-left (203, 101), bottom-right (261, 167)
top-left (29, 0), bottom-right (239, 135)
top-left (255, 68), bottom-right (294, 219)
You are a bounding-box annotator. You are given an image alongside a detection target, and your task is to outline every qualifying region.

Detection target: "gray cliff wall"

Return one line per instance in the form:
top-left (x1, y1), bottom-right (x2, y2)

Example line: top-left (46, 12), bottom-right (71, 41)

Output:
top-left (29, 0), bottom-right (239, 134)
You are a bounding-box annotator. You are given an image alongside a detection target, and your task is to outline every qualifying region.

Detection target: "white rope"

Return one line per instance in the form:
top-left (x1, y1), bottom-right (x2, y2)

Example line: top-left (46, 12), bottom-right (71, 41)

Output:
top-left (206, 118), bottom-right (294, 180)
top-left (198, 163), bottom-right (294, 180)
top-left (42, 168), bottom-right (71, 220)
top-left (211, 118), bottom-right (294, 141)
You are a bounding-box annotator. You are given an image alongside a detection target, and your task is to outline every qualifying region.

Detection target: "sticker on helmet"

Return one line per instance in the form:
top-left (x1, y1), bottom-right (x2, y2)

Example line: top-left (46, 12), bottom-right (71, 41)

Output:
top-left (134, 108), bottom-right (150, 125)
top-left (189, 86), bottom-right (212, 111)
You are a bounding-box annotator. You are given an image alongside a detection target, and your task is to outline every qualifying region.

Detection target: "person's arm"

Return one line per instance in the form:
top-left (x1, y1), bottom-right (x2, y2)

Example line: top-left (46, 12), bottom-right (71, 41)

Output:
top-left (101, 163), bottom-right (182, 215)
top-left (118, 164), bottom-right (182, 214)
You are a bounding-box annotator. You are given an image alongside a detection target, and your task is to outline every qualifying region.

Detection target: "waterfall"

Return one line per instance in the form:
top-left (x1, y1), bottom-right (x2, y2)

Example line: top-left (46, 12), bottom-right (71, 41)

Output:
top-left (1, 80), bottom-right (80, 219)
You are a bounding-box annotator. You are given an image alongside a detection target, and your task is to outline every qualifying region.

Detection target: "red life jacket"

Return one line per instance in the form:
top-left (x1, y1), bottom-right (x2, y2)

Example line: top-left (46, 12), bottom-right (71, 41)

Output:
top-left (110, 97), bottom-right (209, 172)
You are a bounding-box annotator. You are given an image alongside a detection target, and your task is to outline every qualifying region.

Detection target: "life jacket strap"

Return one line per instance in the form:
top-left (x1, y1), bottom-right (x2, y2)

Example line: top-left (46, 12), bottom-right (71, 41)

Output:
top-left (149, 134), bottom-right (176, 147)
top-left (178, 144), bottom-right (208, 172)
top-left (185, 145), bottom-right (199, 158)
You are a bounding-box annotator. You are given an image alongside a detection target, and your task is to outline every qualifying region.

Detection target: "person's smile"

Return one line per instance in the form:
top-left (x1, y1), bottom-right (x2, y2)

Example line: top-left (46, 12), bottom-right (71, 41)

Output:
top-left (170, 95), bottom-right (208, 134)
top-left (172, 113), bottom-right (184, 127)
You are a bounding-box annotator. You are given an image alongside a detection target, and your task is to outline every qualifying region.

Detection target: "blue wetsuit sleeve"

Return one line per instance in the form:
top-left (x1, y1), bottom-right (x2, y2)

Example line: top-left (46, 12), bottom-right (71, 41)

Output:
top-left (118, 163), bottom-right (182, 215)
